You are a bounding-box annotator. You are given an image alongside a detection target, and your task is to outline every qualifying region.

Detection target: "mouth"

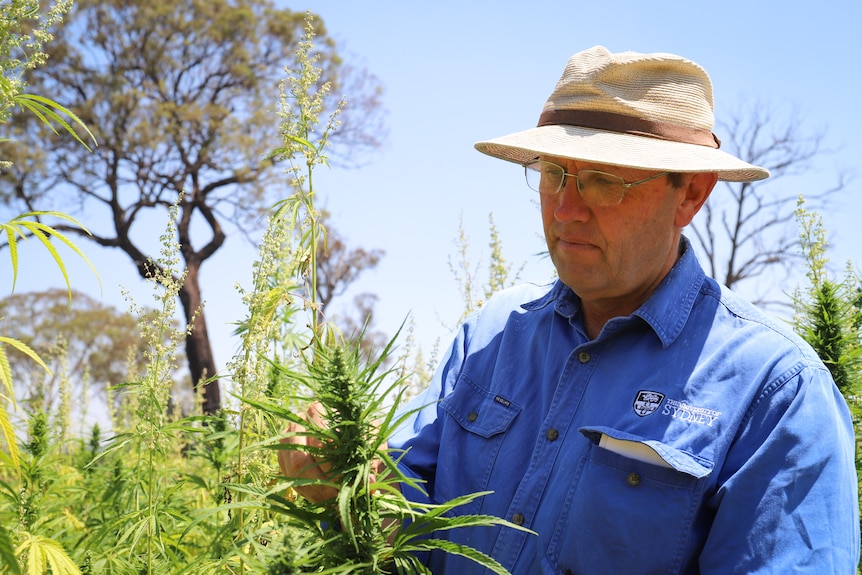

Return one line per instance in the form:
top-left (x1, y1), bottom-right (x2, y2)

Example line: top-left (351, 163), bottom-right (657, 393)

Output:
top-left (557, 235), bottom-right (596, 248)
top-left (553, 235), bottom-right (602, 258)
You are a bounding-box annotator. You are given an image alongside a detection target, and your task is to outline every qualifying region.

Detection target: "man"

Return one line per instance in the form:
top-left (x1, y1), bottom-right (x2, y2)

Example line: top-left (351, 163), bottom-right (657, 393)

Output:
top-left (284, 47), bottom-right (860, 573)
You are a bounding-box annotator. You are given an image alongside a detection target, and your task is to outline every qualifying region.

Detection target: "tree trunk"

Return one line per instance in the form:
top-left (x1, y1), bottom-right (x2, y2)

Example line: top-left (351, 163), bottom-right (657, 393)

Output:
top-left (178, 263), bottom-right (220, 414)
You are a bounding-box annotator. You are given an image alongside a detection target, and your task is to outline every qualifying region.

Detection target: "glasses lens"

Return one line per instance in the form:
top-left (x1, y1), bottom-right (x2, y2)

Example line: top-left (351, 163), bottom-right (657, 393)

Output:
top-left (525, 161), bottom-right (563, 194)
top-left (577, 170), bottom-right (624, 206)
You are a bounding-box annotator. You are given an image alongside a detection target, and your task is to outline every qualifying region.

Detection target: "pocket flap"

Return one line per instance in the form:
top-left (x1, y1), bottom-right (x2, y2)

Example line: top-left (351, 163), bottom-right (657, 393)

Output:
top-left (441, 375), bottom-right (520, 438)
top-left (580, 425), bottom-right (713, 478)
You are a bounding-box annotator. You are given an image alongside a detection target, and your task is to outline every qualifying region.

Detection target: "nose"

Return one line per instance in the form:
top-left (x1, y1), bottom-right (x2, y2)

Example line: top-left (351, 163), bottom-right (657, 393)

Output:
top-left (551, 173), bottom-right (591, 223)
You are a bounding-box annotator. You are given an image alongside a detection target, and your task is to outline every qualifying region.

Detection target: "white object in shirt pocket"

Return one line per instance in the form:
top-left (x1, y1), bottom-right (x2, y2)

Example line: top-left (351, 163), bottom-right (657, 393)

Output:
top-left (598, 433), bottom-right (671, 468)
top-left (582, 425), bottom-right (714, 478)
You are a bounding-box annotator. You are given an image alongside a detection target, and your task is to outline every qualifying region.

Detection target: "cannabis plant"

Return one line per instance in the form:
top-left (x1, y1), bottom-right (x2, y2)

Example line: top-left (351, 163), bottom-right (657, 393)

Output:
top-left (0, 410), bottom-right (83, 575)
top-left (252, 336), bottom-right (526, 575)
top-left (232, 13), bottom-right (528, 575)
top-left (792, 197), bottom-right (862, 405)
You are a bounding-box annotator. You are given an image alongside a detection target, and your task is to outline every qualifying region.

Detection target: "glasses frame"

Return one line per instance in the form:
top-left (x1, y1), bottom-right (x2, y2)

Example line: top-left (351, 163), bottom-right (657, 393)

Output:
top-left (524, 159), bottom-right (669, 206)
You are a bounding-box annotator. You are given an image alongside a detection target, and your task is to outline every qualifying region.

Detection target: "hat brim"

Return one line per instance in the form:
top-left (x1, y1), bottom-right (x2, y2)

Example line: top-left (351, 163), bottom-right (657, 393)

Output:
top-left (475, 125), bottom-right (769, 182)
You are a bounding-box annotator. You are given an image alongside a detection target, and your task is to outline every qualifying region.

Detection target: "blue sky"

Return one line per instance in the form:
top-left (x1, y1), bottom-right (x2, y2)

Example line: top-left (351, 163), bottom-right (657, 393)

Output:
top-left (305, 0), bottom-right (862, 356)
top-left (7, 0), bottom-right (862, 385)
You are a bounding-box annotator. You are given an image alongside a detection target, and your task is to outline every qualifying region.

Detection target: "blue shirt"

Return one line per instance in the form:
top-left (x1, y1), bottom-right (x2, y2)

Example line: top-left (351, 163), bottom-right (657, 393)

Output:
top-left (390, 239), bottom-right (859, 574)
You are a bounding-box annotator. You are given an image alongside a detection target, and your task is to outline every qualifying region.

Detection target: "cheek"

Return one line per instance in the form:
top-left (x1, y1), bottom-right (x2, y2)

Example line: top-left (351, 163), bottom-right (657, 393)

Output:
top-left (540, 194), bottom-right (554, 217)
top-left (607, 209), bottom-right (674, 266)
top-left (540, 197), bottom-right (556, 235)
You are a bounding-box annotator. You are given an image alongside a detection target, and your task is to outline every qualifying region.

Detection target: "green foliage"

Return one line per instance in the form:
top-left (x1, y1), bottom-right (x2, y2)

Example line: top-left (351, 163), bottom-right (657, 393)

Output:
top-left (0, 410), bottom-right (82, 575)
top-left (6, 92), bottom-right (94, 152)
top-left (0, 9), bottom-right (524, 575)
top-left (448, 213), bottom-right (524, 327)
top-left (792, 197), bottom-right (862, 571)
top-left (792, 197), bottom-right (862, 402)
top-left (0, 196), bottom-right (285, 575)
top-left (0, 0), bottom-right (73, 123)
top-left (0, 0), bottom-right (384, 415)
top-left (0, 0), bottom-right (97, 479)
top-left (0, 211), bottom-right (97, 300)
top-left (0, 522), bottom-right (21, 575)
top-left (236, 16), bottom-right (527, 574)
top-left (0, 0), bottom-right (96, 157)
top-left (0, 334), bottom-right (45, 470)
top-left (0, 289), bottom-right (174, 417)
top-left (268, 12), bottom-right (346, 338)
top-left (253, 339), bottom-right (529, 575)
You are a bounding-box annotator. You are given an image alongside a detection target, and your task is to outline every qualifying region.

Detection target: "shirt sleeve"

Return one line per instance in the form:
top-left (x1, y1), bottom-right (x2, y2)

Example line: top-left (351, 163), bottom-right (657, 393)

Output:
top-left (700, 364), bottom-right (860, 573)
top-left (388, 315), bottom-right (474, 506)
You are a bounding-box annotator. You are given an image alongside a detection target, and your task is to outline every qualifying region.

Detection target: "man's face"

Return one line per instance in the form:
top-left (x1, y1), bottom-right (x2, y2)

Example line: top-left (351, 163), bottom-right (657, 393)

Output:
top-left (539, 156), bottom-right (691, 313)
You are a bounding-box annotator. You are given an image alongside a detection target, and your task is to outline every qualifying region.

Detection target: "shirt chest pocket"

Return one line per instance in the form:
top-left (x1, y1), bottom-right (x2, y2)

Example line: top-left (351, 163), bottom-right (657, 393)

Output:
top-left (436, 375), bottom-right (521, 509)
top-left (546, 426), bottom-right (714, 575)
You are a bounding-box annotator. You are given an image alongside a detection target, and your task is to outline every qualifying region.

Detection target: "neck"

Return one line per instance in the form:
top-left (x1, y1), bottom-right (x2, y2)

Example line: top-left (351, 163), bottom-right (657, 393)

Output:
top-left (579, 238), bottom-right (685, 339)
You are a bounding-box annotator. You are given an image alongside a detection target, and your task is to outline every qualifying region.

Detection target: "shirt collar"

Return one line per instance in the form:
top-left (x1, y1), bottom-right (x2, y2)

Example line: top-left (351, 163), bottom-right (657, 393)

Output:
top-left (521, 237), bottom-right (705, 347)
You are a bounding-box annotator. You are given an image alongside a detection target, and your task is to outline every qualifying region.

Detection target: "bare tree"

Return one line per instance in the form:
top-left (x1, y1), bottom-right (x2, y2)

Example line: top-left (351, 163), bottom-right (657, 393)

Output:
top-left (0, 0), bottom-right (386, 413)
top-left (690, 100), bottom-right (848, 307)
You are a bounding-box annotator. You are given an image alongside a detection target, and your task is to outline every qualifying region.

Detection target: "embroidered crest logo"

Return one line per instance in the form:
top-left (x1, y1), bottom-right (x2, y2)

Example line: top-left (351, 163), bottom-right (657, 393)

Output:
top-left (633, 390), bottom-right (665, 417)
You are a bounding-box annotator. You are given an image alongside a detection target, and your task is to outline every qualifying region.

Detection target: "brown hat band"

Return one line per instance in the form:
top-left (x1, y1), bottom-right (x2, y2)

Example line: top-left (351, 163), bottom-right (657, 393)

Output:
top-left (538, 109), bottom-right (721, 149)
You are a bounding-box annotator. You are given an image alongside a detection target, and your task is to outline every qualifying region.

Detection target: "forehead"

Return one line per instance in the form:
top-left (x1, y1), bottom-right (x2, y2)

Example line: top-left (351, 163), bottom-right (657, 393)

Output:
top-left (541, 155), bottom-right (659, 178)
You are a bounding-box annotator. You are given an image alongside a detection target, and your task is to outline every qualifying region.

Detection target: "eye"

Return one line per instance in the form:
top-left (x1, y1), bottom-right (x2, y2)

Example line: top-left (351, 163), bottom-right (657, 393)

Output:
top-left (580, 170), bottom-right (620, 190)
top-left (539, 162), bottom-right (563, 180)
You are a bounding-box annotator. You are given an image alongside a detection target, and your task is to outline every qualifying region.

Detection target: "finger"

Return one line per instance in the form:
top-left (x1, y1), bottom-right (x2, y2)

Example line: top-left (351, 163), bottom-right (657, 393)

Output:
top-left (278, 415), bottom-right (317, 475)
top-left (302, 402), bottom-right (332, 474)
top-left (278, 431), bottom-right (315, 478)
top-left (284, 450), bottom-right (337, 503)
top-left (305, 402), bottom-right (327, 441)
top-left (275, 404), bottom-right (339, 503)
top-left (277, 435), bottom-right (338, 503)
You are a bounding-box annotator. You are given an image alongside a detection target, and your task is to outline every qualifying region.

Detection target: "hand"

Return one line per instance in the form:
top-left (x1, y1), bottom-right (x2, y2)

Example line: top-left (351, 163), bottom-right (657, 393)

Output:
top-left (278, 401), bottom-right (338, 503)
top-left (277, 401), bottom-right (392, 504)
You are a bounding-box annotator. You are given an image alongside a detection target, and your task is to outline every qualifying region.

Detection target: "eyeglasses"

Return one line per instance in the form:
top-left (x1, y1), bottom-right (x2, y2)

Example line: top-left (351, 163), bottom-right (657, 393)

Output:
top-left (524, 159), bottom-right (669, 207)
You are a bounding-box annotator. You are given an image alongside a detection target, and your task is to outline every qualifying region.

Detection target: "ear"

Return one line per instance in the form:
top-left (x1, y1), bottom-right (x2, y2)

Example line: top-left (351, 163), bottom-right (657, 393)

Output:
top-left (674, 172), bottom-right (718, 228)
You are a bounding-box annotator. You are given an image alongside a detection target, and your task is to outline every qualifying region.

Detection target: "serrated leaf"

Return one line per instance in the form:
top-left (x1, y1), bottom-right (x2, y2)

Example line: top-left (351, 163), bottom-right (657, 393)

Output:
top-left (0, 523), bottom-right (21, 575)
top-left (22, 221), bottom-right (99, 294)
top-left (39, 536), bottom-right (81, 575)
top-left (405, 538), bottom-right (511, 575)
top-left (400, 539), bottom-right (511, 575)
top-left (1, 212), bottom-right (100, 301)
top-left (0, 343), bottom-right (12, 395)
top-left (4, 226), bottom-right (18, 292)
top-left (0, 337), bottom-right (51, 375)
top-left (0, 401), bottom-right (19, 473)
top-left (15, 92), bottom-right (97, 151)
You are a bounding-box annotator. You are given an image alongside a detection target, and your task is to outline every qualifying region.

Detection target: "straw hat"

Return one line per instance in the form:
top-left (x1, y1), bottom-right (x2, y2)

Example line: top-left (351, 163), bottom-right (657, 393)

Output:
top-left (475, 46), bottom-right (769, 182)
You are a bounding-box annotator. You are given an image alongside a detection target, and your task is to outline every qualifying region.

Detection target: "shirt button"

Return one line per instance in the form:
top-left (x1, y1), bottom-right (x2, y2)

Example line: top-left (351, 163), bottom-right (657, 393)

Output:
top-left (627, 472), bottom-right (641, 487)
top-left (512, 513), bottom-right (525, 526)
top-left (578, 351), bottom-right (590, 363)
top-left (467, 412), bottom-right (478, 422)
top-left (546, 428), bottom-right (559, 441)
